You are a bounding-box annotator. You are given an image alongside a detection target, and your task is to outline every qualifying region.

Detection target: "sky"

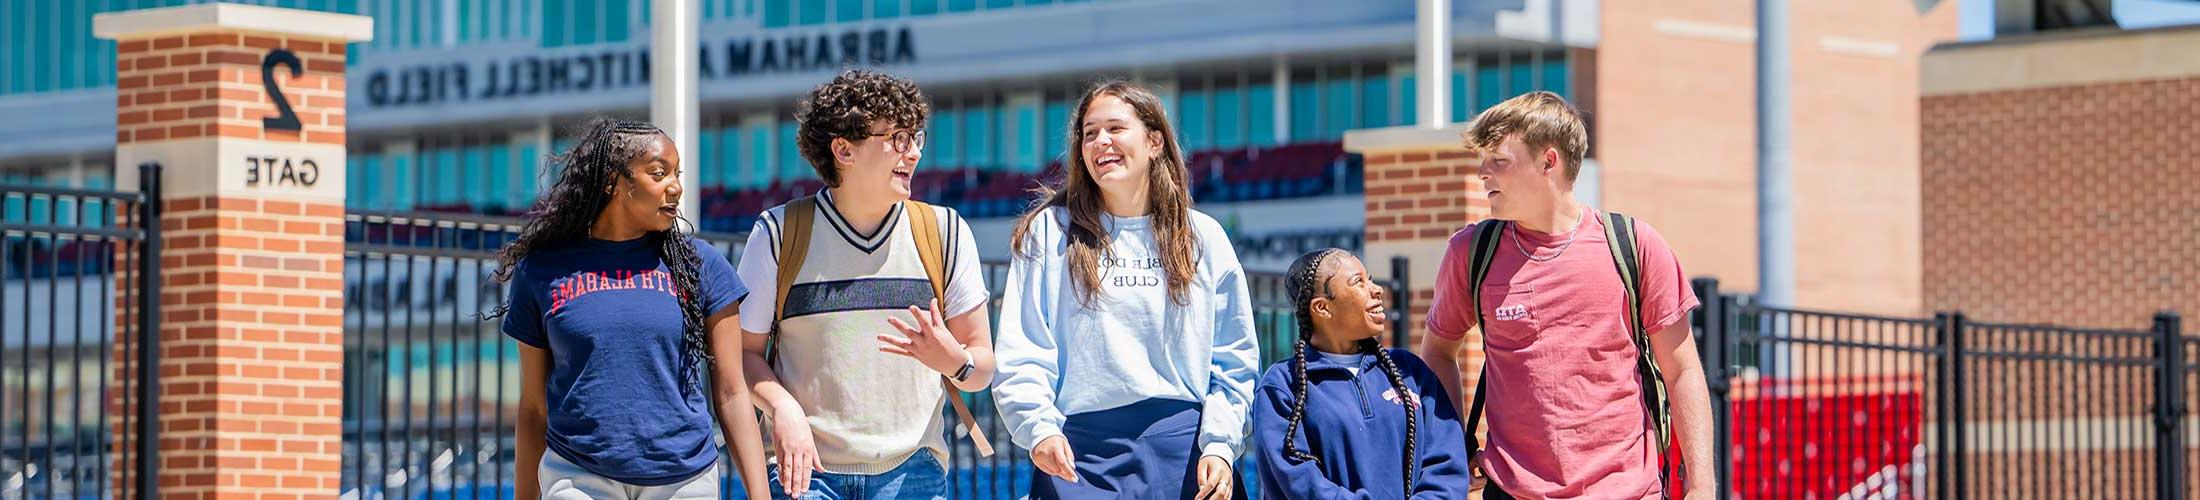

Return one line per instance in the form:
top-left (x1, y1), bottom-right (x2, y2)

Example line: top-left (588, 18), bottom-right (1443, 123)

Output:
top-left (1961, 0), bottom-right (2200, 40)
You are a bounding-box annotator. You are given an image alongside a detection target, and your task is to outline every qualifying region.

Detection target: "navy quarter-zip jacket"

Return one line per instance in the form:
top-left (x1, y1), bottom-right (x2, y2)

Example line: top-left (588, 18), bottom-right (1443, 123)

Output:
top-left (1253, 346), bottom-right (1474, 499)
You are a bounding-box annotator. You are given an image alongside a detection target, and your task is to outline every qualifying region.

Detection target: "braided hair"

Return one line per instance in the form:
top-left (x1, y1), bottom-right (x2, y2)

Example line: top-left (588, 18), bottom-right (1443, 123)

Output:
top-left (1365, 338), bottom-right (1420, 489)
top-left (1283, 248), bottom-right (1420, 492)
top-left (489, 118), bottom-right (715, 393)
top-left (1280, 248), bottom-right (1343, 464)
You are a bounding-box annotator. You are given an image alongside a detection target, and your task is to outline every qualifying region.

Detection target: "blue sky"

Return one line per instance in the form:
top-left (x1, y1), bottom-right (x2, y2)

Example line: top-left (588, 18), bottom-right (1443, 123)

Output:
top-left (1961, 0), bottom-right (2200, 40)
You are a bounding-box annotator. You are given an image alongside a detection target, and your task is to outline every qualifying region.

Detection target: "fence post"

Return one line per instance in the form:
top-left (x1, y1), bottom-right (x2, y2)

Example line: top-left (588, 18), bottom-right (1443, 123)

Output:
top-left (135, 162), bottom-right (162, 500)
top-left (1690, 277), bottom-right (1729, 497)
top-left (1391, 255), bottom-right (1411, 348)
top-left (1933, 311), bottom-right (1970, 500)
top-left (1950, 312), bottom-right (1969, 500)
top-left (2155, 312), bottom-right (2185, 500)
top-left (1932, 312), bottom-right (1950, 500)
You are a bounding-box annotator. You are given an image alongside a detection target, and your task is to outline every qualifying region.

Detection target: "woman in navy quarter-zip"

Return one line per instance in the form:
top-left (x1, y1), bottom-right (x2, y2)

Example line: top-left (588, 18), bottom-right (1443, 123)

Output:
top-left (1253, 249), bottom-right (1474, 499)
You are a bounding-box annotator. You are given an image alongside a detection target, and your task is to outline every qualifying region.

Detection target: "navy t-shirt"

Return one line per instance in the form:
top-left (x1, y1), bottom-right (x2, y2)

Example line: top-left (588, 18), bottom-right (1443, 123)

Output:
top-left (502, 235), bottom-right (746, 485)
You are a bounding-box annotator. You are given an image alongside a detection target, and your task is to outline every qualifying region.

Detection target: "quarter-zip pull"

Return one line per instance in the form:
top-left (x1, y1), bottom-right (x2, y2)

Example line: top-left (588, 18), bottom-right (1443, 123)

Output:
top-left (1355, 370), bottom-right (1374, 419)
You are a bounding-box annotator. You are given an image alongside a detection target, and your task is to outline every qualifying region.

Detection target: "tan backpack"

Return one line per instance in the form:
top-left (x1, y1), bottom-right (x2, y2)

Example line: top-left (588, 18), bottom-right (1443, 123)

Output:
top-left (766, 196), bottom-right (994, 457)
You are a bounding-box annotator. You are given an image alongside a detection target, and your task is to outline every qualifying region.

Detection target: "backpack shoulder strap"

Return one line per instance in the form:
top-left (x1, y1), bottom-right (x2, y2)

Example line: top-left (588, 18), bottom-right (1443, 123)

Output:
top-left (767, 196), bottom-right (817, 367)
top-left (901, 200), bottom-right (996, 458)
top-left (903, 200), bottom-right (950, 300)
top-left (1602, 211), bottom-right (1677, 493)
top-left (1604, 211), bottom-right (1644, 319)
top-left (1462, 218), bottom-right (1507, 453)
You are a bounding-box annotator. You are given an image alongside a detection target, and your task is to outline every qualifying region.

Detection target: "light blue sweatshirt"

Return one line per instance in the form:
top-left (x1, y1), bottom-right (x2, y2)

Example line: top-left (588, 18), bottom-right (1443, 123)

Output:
top-left (991, 206), bottom-right (1261, 462)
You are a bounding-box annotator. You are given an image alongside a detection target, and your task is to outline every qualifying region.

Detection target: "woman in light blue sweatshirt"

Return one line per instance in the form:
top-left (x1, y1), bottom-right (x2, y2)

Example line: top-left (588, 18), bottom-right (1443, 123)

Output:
top-left (991, 80), bottom-right (1260, 500)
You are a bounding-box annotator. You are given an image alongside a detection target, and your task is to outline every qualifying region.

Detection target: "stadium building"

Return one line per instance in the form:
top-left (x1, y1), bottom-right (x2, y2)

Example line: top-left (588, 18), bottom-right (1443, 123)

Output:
top-left (2, 0), bottom-right (1603, 273)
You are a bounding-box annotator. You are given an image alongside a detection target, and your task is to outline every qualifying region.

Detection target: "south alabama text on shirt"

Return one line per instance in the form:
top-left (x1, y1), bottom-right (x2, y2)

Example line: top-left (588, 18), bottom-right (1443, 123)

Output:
top-left (548, 269), bottom-right (683, 312)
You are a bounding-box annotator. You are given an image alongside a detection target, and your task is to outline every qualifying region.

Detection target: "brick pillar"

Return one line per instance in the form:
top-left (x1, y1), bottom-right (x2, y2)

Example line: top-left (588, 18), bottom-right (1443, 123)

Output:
top-left (1346, 125), bottom-right (1488, 348)
top-left (1344, 124), bottom-right (1489, 401)
top-left (96, 4), bottom-right (370, 497)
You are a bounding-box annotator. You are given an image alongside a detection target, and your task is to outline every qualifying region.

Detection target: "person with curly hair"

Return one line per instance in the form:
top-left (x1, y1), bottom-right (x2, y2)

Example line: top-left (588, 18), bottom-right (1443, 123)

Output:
top-left (992, 80), bottom-right (1260, 499)
top-left (495, 118), bottom-right (770, 499)
top-left (734, 69), bottom-right (993, 500)
top-left (1251, 248), bottom-right (1473, 499)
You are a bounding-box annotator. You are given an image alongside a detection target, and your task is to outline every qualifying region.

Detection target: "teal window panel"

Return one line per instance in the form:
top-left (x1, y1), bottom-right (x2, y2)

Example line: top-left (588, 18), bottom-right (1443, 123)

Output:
top-left (415, 0), bottom-right (433, 48)
top-left (1044, 100), bottom-right (1070, 164)
top-left (719, 126), bottom-right (739, 189)
top-left (1180, 89), bottom-right (1209, 152)
top-left (1324, 76), bottom-right (1354, 139)
top-left (1400, 74), bottom-right (1417, 126)
top-left (800, 0), bottom-right (826, 25)
top-left (748, 125), bottom-right (773, 187)
top-left (1288, 81), bottom-right (1318, 142)
top-left (1451, 69), bottom-right (1469, 122)
top-left (392, 154), bottom-right (416, 210)
top-left (1013, 104), bottom-right (1039, 172)
top-left (518, 143), bottom-right (541, 205)
top-left (765, 0), bottom-right (792, 27)
top-left (347, 153), bottom-right (367, 208)
top-left (6, 0), bottom-right (21, 93)
top-left (712, 127), bottom-right (730, 189)
top-left (836, 0), bottom-right (863, 22)
top-left (1542, 58), bottom-right (1569, 98)
top-left (963, 107), bottom-right (993, 169)
top-left (61, 0), bottom-right (79, 91)
top-left (1214, 87), bottom-right (1243, 149)
top-left (459, 0), bottom-right (475, 41)
top-left (606, 0), bottom-right (632, 43)
top-left (438, 148), bottom-right (461, 205)
top-left (1247, 84), bottom-right (1276, 147)
top-left (778, 122), bottom-right (806, 180)
top-left (575, 0), bottom-right (600, 45)
top-left (699, 128), bottom-right (721, 189)
top-left (30, 0), bottom-right (49, 92)
top-left (932, 110), bottom-right (960, 167)
top-left (358, 155), bottom-right (381, 210)
top-left (1361, 75), bottom-right (1390, 129)
top-left (1510, 62), bottom-right (1534, 96)
top-left (487, 146), bottom-right (512, 211)
top-left (469, 146), bottom-right (492, 208)
top-left (1476, 65), bottom-right (1502, 112)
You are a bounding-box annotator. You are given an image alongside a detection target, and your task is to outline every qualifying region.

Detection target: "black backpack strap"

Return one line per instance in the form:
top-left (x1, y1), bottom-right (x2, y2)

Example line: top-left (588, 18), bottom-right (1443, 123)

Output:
top-left (1602, 211), bottom-right (1676, 496)
top-left (1462, 218), bottom-right (1506, 455)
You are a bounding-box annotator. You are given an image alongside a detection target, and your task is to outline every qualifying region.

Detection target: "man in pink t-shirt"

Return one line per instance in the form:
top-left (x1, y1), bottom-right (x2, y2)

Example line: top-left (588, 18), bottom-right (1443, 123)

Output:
top-left (1421, 91), bottom-right (1715, 499)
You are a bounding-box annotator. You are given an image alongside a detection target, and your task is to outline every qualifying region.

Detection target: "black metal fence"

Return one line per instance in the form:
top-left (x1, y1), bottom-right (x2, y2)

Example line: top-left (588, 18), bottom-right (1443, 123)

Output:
top-left (0, 165), bottom-right (158, 500)
top-left (336, 210), bottom-right (1409, 499)
top-left (340, 210), bottom-right (528, 500)
top-left (1694, 278), bottom-right (2192, 499)
top-left (13, 196), bottom-right (2192, 498)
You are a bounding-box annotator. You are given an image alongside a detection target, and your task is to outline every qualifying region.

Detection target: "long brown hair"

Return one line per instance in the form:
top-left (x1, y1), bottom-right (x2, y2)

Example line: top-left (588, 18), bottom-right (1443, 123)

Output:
top-left (1010, 80), bottom-right (1200, 306)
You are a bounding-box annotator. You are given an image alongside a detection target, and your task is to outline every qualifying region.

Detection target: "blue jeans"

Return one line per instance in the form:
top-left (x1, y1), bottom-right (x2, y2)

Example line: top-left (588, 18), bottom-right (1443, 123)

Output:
top-left (767, 452), bottom-right (947, 500)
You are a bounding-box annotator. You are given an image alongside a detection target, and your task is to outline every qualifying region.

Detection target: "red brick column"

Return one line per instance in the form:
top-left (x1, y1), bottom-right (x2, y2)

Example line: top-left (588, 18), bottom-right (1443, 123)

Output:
top-left (1344, 125), bottom-right (1489, 378)
top-left (97, 4), bottom-right (370, 497)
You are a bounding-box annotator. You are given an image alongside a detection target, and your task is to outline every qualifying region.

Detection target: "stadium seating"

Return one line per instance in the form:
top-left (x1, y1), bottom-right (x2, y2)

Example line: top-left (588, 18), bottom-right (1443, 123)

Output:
top-left (694, 141), bottom-right (1358, 231)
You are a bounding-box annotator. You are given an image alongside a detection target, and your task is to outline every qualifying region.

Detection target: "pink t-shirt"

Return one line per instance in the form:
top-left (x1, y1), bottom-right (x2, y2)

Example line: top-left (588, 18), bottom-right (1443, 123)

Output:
top-left (1425, 207), bottom-right (1698, 499)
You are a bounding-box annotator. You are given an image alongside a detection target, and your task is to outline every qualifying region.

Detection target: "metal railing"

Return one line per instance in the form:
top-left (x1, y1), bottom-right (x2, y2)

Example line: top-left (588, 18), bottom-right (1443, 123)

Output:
top-left (0, 164), bottom-right (157, 500)
top-left (1693, 278), bottom-right (2190, 499)
top-left (337, 210), bottom-right (1409, 499)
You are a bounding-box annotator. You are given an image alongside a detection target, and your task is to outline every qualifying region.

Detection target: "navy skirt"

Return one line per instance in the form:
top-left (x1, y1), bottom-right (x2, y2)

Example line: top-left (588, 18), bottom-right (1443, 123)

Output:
top-left (1031, 399), bottom-right (1246, 500)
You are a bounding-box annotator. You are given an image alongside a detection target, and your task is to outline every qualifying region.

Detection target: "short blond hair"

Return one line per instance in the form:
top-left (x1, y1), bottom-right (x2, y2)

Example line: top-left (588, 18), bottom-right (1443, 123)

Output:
top-left (1462, 91), bottom-right (1588, 180)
